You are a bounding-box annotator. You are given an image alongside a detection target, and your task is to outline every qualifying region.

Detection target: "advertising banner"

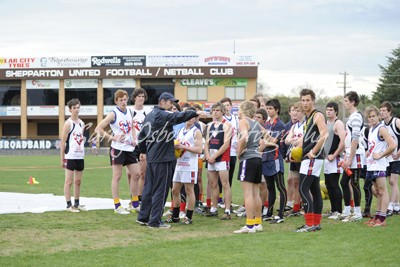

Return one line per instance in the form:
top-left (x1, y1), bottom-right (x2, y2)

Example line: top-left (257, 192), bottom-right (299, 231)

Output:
top-left (0, 139), bottom-right (59, 150)
top-left (27, 106), bottom-right (59, 116)
top-left (180, 78), bottom-right (248, 87)
top-left (146, 55), bottom-right (200, 67)
top-left (64, 79), bottom-right (98, 88)
top-left (0, 57), bottom-right (91, 69)
top-left (102, 79), bottom-right (136, 88)
top-left (7, 106), bottom-right (21, 116)
top-left (26, 80), bottom-right (60, 89)
top-left (0, 107), bottom-right (21, 116)
top-left (0, 57), bottom-right (37, 69)
top-left (200, 55), bottom-right (257, 66)
top-left (32, 57), bottom-right (91, 68)
top-left (65, 105), bottom-right (97, 116)
top-left (91, 56), bottom-right (146, 67)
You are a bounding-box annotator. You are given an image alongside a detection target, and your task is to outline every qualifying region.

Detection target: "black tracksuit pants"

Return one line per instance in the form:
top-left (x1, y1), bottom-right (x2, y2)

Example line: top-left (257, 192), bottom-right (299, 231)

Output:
top-left (138, 161), bottom-right (174, 227)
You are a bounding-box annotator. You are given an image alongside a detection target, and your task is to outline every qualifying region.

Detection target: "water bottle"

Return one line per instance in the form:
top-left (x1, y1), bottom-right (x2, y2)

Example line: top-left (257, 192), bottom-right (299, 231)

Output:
top-left (338, 161), bottom-right (353, 176)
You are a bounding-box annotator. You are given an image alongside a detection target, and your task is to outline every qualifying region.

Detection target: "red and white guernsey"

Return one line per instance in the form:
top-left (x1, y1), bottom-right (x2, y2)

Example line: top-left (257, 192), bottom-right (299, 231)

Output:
top-left (176, 125), bottom-right (199, 172)
top-left (224, 114), bottom-right (239, 157)
top-left (65, 118), bottom-right (85, 159)
top-left (293, 120), bottom-right (304, 140)
top-left (366, 122), bottom-right (388, 171)
top-left (110, 107), bottom-right (135, 152)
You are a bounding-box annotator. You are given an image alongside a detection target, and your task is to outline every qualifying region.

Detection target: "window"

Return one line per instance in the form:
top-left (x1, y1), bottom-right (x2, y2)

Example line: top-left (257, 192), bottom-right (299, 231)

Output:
top-left (27, 89), bottom-right (59, 105)
top-left (2, 123), bottom-right (20, 136)
top-left (187, 87), bottom-right (207, 101)
top-left (37, 122), bottom-right (59, 136)
top-left (0, 80), bottom-right (21, 106)
top-left (64, 79), bottom-right (97, 105)
top-left (103, 88), bottom-right (134, 105)
top-left (65, 88), bottom-right (97, 105)
top-left (225, 86), bottom-right (245, 100)
top-left (141, 79), bottom-right (174, 105)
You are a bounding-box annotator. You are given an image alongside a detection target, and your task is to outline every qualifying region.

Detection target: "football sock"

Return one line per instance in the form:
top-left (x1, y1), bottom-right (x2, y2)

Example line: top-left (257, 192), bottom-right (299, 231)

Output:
top-left (304, 213), bottom-right (314, 227)
top-left (375, 211), bottom-right (380, 220)
top-left (74, 199), bottom-right (79, 207)
top-left (314, 213), bottom-right (322, 225)
top-left (173, 207), bottom-right (180, 219)
top-left (343, 206), bottom-right (351, 215)
top-left (114, 198), bottom-right (121, 209)
top-left (186, 209), bottom-right (193, 220)
top-left (131, 196), bottom-right (139, 208)
top-left (218, 193), bottom-right (223, 203)
top-left (180, 202), bottom-right (186, 212)
top-left (354, 206), bottom-right (361, 216)
top-left (293, 203), bottom-right (301, 212)
top-left (246, 218), bottom-right (255, 228)
top-left (66, 200), bottom-right (72, 208)
top-left (206, 198), bottom-right (211, 208)
top-left (255, 217), bottom-right (262, 225)
top-left (380, 212), bottom-right (387, 222)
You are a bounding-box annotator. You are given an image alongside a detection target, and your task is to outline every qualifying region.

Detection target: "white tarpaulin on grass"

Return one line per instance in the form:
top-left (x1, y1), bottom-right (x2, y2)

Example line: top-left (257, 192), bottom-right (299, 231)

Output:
top-left (0, 192), bottom-right (174, 214)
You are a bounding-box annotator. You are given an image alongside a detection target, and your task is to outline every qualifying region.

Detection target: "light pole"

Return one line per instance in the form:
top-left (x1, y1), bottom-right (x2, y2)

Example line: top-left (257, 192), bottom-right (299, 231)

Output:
top-left (338, 72), bottom-right (350, 121)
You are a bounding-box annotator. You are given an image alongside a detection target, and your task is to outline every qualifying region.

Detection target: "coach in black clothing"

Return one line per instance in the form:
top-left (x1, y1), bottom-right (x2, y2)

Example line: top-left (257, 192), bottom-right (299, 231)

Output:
top-left (136, 92), bottom-right (203, 228)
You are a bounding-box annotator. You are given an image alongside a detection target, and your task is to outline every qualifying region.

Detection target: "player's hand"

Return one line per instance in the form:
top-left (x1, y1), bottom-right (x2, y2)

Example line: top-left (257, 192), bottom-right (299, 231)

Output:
top-left (288, 151), bottom-right (294, 162)
top-left (112, 134), bottom-right (125, 142)
top-left (196, 111), bottom-right (207, 119)
top-left (327, 154), bottom-right (335, 162)
top-left (344, 159), bottom-right (352, 167)
top-left (175, 143), bottom-right (184, 150)
top-left (372, 153), bottom-right (382, 160)
top-left (208, 156), bottom-right (216, 165)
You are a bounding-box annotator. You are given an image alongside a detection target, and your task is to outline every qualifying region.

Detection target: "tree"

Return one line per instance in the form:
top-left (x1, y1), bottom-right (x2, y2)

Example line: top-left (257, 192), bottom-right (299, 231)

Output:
top-left (257, 82), bottom-right (270, 96)
top-left (373, 45), bottom-right (400, 116)
top-left (271, 94), bottom-right (299, 123)
top-left (359, 94), bottom-right (369, 105)
top-left (357, 94), bottom-right (375, 114)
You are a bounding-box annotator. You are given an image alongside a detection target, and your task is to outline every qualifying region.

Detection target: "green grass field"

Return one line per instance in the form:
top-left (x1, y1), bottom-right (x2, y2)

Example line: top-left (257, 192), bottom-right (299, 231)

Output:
top-left (1, 155), bottom-right (400, 266)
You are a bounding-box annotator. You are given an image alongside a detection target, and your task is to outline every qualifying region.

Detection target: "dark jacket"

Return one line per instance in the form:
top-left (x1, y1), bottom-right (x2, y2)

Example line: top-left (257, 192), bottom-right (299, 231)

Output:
top-left (138, 106), bottom-right (198, 163)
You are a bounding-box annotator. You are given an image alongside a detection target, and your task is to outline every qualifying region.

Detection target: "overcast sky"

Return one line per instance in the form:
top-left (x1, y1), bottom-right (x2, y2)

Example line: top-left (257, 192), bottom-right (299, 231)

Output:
top-left (1, 0), bottom-right (399, 97)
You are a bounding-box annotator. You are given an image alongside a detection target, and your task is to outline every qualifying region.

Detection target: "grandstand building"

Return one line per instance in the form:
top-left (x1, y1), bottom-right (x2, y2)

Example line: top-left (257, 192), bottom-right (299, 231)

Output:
top-left (0, 55), bottom-right (257, 148)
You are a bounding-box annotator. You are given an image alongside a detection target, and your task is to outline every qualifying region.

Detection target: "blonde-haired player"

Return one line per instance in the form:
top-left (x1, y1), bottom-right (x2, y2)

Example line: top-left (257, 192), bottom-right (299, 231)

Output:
top-left (364, 106), bottom-right (395, 226)
top-left (234, 101), bottom-right (264, 233)
top-left (95, 89), bottom-right (139, 214)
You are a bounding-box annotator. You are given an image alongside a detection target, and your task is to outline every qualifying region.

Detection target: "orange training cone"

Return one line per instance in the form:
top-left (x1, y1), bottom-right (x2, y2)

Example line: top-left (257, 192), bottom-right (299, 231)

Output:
top-left (27, 176), bottom-right (33, 184)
